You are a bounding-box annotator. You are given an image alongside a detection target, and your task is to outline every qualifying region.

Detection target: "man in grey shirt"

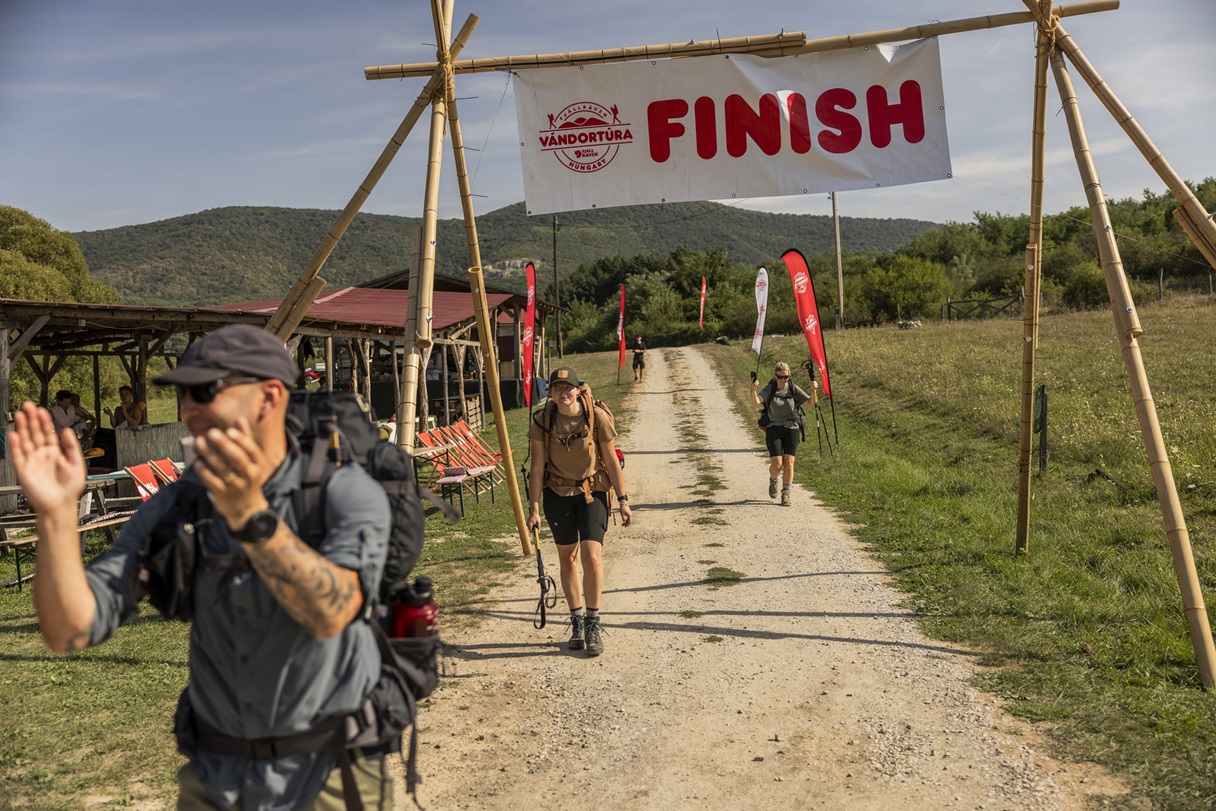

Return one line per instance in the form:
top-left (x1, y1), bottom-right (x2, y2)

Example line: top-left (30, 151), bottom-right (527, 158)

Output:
top-left (9, 325), bottom-right (392, 810)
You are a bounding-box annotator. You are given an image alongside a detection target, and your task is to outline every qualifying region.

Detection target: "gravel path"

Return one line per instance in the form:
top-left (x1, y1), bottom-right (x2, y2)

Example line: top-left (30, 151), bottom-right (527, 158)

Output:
top-left (395, 346), bottom-right (1126, 810)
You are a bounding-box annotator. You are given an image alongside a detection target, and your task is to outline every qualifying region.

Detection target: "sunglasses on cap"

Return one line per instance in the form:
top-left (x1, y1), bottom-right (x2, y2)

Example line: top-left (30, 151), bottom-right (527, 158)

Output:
top-left (178, 376), bottom-right (264, 405)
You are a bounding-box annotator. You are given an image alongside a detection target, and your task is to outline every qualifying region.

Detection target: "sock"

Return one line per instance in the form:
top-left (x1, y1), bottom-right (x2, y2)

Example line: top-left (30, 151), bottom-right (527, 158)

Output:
top-left (585, 608), bottom-right (600, 619)
top-left (782, 484), bottom-right (791, 491)
top-left (770, 476), bottom-right (778, 482)
top-left (571, 607), bottom-right (585, 618)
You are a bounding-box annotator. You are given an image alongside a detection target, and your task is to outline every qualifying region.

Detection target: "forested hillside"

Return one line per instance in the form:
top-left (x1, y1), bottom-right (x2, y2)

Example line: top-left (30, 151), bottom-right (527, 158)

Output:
top-left (72, 202), bottom-right (935, 306)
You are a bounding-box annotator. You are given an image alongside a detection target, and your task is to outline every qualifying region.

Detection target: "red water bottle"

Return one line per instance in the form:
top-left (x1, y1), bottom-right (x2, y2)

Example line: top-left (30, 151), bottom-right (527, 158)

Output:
top-left (392, 576), bottom-right (438, 638)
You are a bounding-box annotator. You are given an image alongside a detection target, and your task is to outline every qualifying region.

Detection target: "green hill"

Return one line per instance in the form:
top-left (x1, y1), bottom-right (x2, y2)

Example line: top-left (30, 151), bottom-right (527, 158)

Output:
top-left (72, 202), bottom-right (936, 306)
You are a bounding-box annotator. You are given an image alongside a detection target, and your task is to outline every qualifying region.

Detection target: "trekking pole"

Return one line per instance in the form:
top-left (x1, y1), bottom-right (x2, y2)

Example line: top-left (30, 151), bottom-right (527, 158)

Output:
top-left (815, 406), bottom-right (824, 459)
top-left (532, 527), bottom-right (557, 629)
top-left (816, 402), bottom-right (835, 458)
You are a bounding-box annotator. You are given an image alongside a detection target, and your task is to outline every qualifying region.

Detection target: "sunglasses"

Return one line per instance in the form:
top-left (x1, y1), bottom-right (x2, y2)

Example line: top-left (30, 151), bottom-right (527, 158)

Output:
top-left (775, 374), bottom-right (790, 380)
top-left (179, 376), bottom-right (263, 405)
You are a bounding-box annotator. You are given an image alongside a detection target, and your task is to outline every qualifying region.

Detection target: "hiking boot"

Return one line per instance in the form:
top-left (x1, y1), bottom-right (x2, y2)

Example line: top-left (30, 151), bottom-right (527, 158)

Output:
top-left (568, 615), bottom-right (586, 650)
top-left (584, 616), bottom-right (604, 657)
top-left (780, 488), bottom-right (792, 507)
top-left (768, 478), bottom-right (779, 499)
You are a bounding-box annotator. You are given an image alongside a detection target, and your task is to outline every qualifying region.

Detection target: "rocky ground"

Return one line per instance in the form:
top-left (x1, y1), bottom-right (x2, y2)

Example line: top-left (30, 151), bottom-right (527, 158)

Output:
top-left (391, 346), bottom-right (1128, 810)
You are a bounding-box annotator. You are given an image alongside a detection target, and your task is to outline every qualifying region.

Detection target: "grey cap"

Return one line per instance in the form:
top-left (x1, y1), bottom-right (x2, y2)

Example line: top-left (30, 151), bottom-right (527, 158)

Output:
top-left (153, 324), bottom-right (299, 387)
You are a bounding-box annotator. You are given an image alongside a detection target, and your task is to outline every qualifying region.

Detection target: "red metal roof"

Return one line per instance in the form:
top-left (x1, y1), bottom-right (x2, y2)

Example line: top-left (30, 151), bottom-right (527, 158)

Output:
top-left (210, 287), bottom-right (513, 331)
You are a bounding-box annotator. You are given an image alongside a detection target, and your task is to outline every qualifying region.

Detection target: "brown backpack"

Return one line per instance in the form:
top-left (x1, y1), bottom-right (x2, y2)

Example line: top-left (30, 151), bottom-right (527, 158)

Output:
top-left (533, 382), bottom-right (623, 503)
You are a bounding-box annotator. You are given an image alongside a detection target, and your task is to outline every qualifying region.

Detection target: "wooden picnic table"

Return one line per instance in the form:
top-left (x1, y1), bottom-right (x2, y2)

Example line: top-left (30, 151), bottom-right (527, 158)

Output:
top-left (1, 471), bottom-right (138, 590)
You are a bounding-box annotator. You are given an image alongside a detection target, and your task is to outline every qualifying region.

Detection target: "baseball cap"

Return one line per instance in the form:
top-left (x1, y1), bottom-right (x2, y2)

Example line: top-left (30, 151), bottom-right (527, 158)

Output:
top-left (547, 367), bottom-right (581, 387)
top-left (153, 324), bottom-right (300, 387)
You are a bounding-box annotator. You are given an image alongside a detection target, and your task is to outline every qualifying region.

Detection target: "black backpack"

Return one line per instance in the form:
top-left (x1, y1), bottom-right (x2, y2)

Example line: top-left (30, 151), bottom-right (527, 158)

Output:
top-left (139, 390), bottom-right (456, 806)
top-left (757, 379), bottom-right (807, 440)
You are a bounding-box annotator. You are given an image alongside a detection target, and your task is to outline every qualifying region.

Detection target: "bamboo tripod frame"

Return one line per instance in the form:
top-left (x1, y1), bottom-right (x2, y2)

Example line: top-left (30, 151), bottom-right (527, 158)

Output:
top-left (1014, 2), bottom-right (1216, 687)
top-left (266, 2), bottom-right (1216, 677)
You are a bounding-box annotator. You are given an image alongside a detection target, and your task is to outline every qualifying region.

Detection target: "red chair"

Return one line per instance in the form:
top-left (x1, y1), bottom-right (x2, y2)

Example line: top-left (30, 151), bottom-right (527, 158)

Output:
top-left (124, 463), bottom-right (162, 501)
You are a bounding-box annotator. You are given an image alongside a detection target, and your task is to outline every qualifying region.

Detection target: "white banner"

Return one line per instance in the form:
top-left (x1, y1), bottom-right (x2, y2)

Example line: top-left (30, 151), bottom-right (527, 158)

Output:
top-left (752, 267), bottom-right (768, 357)
top-left (514, 40), bottom-right (950, 215)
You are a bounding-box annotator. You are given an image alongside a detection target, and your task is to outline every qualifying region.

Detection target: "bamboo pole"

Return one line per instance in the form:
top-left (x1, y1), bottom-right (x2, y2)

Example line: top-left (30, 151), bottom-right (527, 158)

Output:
top-left (1046, 16), bottom-right (1216, 269)
top-left (1051, 50), bottom-right (1216, 689)
top-left (366, 2), bottom-right (1117, 80)
top-left (1015, 22), bottom-right (1052, 555)
top-left (366, 30), bottom-right (806, 80)
top-left (429, 0), bottom-right (531, 555)
top-left (265, 13), bottom-right (480, 339)
top-left (399, 226), bottom-right (427, 447)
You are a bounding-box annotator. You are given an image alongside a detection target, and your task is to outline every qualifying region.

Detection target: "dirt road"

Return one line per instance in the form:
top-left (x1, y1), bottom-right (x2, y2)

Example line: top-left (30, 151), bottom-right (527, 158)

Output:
top-left (398, 346), bottom-right (1125, 810)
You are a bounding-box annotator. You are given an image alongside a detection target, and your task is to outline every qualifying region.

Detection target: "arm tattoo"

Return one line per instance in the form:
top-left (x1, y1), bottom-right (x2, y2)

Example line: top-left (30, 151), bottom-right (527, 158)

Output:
top-left (245, 528), bottom-right (360, 636)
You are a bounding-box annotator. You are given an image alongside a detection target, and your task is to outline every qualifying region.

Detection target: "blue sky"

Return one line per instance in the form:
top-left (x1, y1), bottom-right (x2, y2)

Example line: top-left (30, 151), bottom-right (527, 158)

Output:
top-left (1, 1), bottom-right (1212, 235)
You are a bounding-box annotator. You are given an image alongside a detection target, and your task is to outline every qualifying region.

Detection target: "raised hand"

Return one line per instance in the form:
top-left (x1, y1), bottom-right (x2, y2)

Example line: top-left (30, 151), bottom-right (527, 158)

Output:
top-left (9, 402), bottom-right (87, 515)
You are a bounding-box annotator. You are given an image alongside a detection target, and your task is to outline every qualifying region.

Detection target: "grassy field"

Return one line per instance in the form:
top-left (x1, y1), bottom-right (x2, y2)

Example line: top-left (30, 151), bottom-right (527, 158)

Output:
top-left (0, 351), bottom-right (632, 808)
top-left (706, 294), bottom-right (1216, 811)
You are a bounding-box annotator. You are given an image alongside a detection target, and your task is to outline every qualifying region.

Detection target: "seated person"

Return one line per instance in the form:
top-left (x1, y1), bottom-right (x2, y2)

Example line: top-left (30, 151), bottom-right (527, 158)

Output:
top-left (105, 385), bottom-right (146, 429)
top-left (68, 393), bottom-right (97, 445)
top-left (50, 389), bottom-right (91, 440)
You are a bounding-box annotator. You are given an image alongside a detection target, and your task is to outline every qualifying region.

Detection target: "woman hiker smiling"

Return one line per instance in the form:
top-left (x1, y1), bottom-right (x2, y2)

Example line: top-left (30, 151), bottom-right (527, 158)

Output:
top-left (750, 361), bottom-right (816, 506)
top-left (526, 367), bottom-right (632, 656)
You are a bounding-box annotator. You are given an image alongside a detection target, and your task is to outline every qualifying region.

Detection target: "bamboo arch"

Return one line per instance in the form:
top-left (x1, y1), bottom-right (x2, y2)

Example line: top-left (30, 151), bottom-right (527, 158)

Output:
top-left (264, 0), bottom-right (1216, 685)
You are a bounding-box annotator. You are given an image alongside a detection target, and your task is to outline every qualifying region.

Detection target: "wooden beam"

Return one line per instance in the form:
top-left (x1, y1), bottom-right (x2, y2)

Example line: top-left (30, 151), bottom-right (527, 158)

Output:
top-left (367, 29), bottom-right (807, 79)
top-left (365, 2), bottom-right (1117, 80)
top-left (8, 315), bottom-right (50, 362)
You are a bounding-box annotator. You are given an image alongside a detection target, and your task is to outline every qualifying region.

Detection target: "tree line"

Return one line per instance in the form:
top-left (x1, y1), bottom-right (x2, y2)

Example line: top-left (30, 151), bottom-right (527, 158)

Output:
top-left (554, 178), bottom-right (1216, 352)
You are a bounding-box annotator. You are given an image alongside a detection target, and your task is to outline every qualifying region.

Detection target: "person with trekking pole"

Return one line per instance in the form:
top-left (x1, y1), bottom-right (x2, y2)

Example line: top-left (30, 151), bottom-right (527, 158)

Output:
top-left (10, 325), bottom-right (401, 809)
top-left (526, 367), bottom-right (632, 657)
top-left (750, 361), bottom-right (816, 507)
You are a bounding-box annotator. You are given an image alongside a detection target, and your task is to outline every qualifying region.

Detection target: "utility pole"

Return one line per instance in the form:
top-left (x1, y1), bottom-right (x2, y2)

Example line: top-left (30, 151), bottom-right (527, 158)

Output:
top-left (552, 215), bottom-right (563, 357)
top-left (832, 192), bottom-right (844, 330)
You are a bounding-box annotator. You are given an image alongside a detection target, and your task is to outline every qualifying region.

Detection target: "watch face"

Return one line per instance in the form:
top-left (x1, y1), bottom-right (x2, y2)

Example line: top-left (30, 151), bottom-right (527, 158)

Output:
top-left (241, 510), bottom-right (278, 543)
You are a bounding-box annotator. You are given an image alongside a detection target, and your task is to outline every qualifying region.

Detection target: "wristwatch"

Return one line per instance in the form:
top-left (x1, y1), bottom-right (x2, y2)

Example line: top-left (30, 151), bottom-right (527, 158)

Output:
top-left (232, 508), bottom-right (279, 544)
top-left (617, 495), bottom-right (629, 503)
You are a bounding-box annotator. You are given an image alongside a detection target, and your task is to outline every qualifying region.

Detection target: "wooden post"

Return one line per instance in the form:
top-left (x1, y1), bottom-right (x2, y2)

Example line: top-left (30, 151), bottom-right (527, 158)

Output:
top-left (1052, 49), bottom-right (1216, 689)
top-left (441, 342), bottom-right (450, 426)
top-left (0, 323), bottom-right (10, 429)
top-left (324, 337), bottom-right (334, 392)
top-left (832, 192), bottom-right (844, 331)
top-left (430, 0), bottom-right (530, 554)
top-left (1016, 22), bottom-right (1051, 555)
top-left (399, 226), bottom-right (427, 447)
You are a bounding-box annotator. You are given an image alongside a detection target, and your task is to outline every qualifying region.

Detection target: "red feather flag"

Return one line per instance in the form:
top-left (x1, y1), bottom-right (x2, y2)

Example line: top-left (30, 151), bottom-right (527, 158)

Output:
top-left (522, 262), bottom-right (536, 408)
top-left (780, 249), bottom-right (832, 399)
top-left (616, 283), bottom-right (626, 369)
top-left (699, 276), bottom-right (706, 330)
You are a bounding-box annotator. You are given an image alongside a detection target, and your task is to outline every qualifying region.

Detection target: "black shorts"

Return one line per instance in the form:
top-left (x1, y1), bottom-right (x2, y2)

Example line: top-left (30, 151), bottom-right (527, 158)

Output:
top-left (632, 355), bottom-right (645, 369)
top-left (765, 424), bottom-right (800, 458)
top-left (542, 489), bottom-right (609, 545)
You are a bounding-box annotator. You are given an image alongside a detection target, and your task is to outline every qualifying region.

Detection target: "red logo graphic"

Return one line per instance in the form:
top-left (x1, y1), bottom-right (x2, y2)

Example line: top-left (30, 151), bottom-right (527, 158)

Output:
top-left (539, 102), bottom-right (633, 174)
top-left (793, 272), bottom-right (809, 295)
top-left (804, 313), bottom-right (819, 335)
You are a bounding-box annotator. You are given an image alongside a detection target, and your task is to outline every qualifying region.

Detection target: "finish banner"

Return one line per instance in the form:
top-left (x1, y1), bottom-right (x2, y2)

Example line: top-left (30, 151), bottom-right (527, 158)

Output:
top-left (522, 261), bottom-right (536, 408)
top-left (514, 39), bottom-right (950, 215)
top-left (781, 249), bottom-right (832, 399)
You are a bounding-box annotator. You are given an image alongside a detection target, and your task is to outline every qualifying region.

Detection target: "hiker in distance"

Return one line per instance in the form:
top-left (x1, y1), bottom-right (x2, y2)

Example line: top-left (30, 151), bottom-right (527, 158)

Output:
top-left (526, 367), bottom-right (633, 657)
top-left (631, 335), bottom-right (647, 382)
top-left (10, 324), bottom-right (396, 810)
top-left (750, 361), bottom-right (817, 507)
